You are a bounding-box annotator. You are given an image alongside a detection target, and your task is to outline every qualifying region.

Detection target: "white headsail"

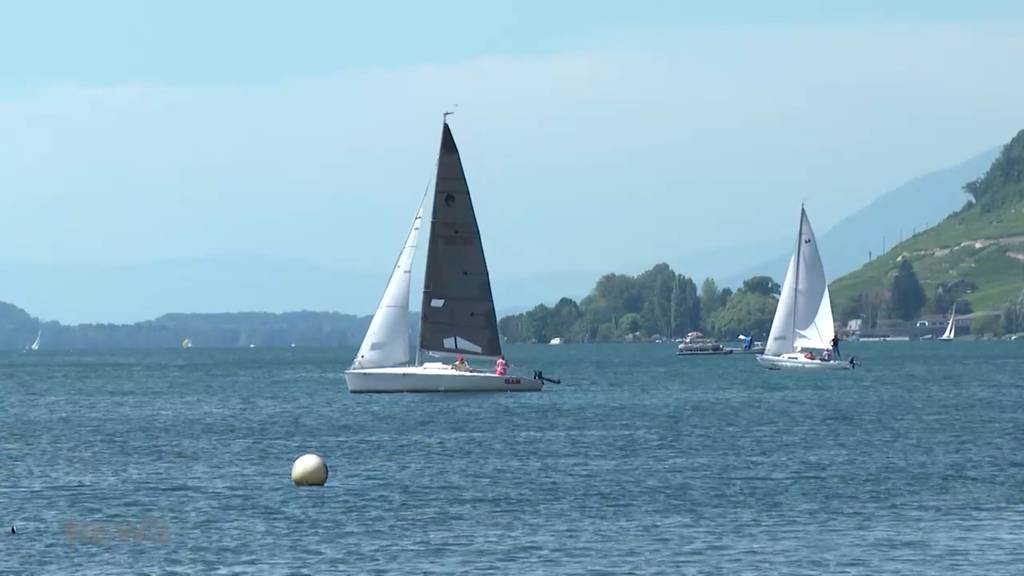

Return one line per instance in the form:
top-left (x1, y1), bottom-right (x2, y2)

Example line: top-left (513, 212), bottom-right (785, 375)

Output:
top-left (940, 303), bottom-right (956, 340)
top-left (765, 207), bottom-right (835, 356)
top-left (351, 205), bottom-right (424, 369)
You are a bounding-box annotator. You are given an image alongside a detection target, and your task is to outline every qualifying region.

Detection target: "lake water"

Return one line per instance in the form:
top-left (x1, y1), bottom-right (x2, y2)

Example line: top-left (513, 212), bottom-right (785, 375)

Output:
top-left (2, 342), bottom-right (1022, 574)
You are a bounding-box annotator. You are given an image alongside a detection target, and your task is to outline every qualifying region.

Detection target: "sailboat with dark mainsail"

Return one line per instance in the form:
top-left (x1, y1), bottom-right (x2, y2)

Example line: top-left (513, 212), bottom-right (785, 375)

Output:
top-left (344, 119), bottom-right (544, 392)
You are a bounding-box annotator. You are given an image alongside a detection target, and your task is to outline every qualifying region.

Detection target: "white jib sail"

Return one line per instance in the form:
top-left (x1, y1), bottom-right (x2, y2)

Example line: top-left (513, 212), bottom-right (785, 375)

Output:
top-left (941, 303), bottom-right (956, 339)
top-left (765, 208), bottom-right (835, 356)
top-left (766, 252), bottom-right (798, 356)
top-left (351, 205), bottom-right (424, 369)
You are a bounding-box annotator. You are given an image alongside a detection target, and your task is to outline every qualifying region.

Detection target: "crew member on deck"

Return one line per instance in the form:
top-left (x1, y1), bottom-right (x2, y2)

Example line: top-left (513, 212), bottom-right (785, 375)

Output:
top-left (495, 355), bottom-right (508, 376)
top-left (451, 356), bottom-right (470, 372)
top-left (831, 335), bottom-right (841, 359)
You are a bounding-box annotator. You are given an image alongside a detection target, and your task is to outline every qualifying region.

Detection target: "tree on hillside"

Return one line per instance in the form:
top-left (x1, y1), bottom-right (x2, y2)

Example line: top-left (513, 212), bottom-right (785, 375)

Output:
top-left (550, 298), bottom-right (582, 340)
top-left (963, 128), bottom-right (1024, 209)
top-left (707, 289), bottom-right (777, 340)
top-left (889, 259), bottom-right (926, 321)
top-left (742, 276), bottom-right (782, 296)
top-left (0, 302), bottom-right (41, 350)
top-left (718, 288), bottom-right (733, 308)
top-left (839, 289), bottom-right (887, 328)
top-left (700, 278), bottom-right (721, 324)
top-left (524, 304), bottom-right (552, 343)
top-left (670, 275), bottom-right (700, 337)
top-left (929, 280), bottom-right (976, 315)
top-left (637, 264), bottom-right (676, 336)
top-left (1001, 288), bottom-right (1024, 334)
top-left (581, 273), bottom-right (642, 322)
top-left (497, 314), bottom-right (525, 343)
top-left (617, 313), bottom-right (643, 337)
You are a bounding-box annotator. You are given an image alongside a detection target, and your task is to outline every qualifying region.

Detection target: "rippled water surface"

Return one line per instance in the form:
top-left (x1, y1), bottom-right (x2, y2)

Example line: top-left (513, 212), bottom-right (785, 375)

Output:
top-left (2, 342), bottom-right (1022, 574)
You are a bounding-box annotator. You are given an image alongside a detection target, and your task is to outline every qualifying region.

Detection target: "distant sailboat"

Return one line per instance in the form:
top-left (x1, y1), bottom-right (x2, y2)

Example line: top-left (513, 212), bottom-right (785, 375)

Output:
top-left (28, 329), bottom-right (41, 351)
top-left (757, 206), bottom-right (853, 370)
top-left (344, 119), bottom-right (545, 392)
top-left (181, 338), bottom-right (193, 349)
top-left (938, 303), bottom-right (957, 341)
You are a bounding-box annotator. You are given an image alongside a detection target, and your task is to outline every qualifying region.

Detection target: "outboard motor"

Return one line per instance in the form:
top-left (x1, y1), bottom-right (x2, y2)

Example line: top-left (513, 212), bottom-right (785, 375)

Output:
top-left (533, 371), bottom-right (561, 384)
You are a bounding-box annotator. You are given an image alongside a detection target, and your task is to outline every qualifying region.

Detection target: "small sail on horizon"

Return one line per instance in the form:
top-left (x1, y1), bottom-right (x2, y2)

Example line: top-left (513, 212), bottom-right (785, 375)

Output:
top-left (418, 123), bottom-right (502, 359)
top-left (765, 207), bottom-right (836, 356)
top-left (939, 303), bottom-right (957, 340)
top-left (29, 329), bottom-right (41, 351)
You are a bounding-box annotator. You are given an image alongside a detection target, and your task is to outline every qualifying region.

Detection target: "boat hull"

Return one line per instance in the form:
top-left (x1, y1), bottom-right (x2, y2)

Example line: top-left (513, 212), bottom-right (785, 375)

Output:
top-left (676, 349), bottom-right (733, 356)
top-left (756, 354), bottom-right (852, 370)
top-left (345, 365), bottom-right (543, 393)
top-left (727, 347), bottom-right (766, 355)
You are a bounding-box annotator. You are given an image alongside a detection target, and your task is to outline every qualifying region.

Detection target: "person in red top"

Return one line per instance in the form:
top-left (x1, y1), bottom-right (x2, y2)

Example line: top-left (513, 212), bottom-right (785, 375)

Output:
top-left (494, 355), bottom-right (508, 376)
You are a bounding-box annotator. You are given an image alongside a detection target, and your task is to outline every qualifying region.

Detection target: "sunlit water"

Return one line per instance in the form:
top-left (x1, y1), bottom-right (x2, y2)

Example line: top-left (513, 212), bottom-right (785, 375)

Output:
top-left (2, 342), bottom-right (1022, 574)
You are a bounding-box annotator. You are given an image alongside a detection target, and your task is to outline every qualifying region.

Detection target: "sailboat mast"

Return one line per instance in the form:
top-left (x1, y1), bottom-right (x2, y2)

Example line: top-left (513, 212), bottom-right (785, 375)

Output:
top-left (791, 206), bottom-right (804, 348)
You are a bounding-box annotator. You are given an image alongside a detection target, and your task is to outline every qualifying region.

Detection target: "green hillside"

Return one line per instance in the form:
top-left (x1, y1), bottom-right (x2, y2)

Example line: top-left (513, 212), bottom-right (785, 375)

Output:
top-left (831, 129), bottom-right (1024, 320)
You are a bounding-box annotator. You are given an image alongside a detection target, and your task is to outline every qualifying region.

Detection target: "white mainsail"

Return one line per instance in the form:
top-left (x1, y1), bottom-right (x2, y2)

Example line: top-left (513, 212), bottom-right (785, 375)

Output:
top-left (351, 205), bottom-right (424, 369)
top-left (940, 303), bottom-right (956, 340)
top-left (29, 329), bottom-right (41, 351)
top-left (765, 207), bottom-right (835, 356)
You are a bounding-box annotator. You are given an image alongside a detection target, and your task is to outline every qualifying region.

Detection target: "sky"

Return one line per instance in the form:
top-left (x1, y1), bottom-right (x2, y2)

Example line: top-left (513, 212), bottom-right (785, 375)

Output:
top-left (2, 1), bottom-right (1024, 322)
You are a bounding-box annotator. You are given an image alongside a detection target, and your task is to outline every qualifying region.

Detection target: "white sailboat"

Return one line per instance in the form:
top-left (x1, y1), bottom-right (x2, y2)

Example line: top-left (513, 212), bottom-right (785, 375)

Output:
top-left (28, 329), bottom-right (41, 351)
top-left (345, 119), bottom-right (544, 392)
top-left (938, 303), bottom-right (957, 341)
top-left (757, 206), bottom-right (853, 370)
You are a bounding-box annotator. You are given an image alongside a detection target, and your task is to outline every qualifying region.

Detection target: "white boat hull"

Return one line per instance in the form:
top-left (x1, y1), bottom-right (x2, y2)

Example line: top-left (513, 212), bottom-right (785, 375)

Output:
top-left (345, 364), bottom-right (543, 393)
top-left (756, 353), bottom-right (852, 370)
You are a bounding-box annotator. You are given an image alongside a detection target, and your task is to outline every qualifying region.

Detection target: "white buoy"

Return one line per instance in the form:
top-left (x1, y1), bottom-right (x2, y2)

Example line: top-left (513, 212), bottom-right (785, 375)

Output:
top-left (291, 454), bottom-right (328, 486)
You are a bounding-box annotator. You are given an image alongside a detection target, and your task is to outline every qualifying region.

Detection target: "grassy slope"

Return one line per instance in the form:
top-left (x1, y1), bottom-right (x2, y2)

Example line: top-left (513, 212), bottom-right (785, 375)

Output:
top-left (830, 158), bottom-right (1024, 315)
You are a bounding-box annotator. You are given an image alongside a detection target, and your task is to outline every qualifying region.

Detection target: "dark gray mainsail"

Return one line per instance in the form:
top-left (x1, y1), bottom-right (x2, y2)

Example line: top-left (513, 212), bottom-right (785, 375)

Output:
top-left (418, 122), bottom-right (502, 358)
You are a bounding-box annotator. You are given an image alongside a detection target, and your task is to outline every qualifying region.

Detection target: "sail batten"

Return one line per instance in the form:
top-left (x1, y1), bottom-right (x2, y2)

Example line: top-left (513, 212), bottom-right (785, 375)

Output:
top-left (765, 207), bottom-right (835, 356)
top-left (418, 123), bottom-right (503, 358)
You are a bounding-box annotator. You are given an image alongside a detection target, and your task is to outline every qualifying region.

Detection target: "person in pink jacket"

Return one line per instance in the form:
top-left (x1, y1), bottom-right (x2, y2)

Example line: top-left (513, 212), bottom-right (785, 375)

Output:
top-left (494, 355), bottom-right (508, 376)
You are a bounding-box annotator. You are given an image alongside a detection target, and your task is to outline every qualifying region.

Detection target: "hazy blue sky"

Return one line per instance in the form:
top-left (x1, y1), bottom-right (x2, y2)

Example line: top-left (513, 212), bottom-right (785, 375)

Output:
top-left (2, 1), bottom-right (1024, 321)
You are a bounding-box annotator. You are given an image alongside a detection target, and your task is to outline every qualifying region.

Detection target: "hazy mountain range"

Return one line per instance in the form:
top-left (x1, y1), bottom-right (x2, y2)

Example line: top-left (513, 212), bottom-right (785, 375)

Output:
top-left (832, 129), bottom-right (1024, 315)
top-left (726, 146), bottom-right (1000, 285)
top-left (0, 146), bottom-right (999, 324)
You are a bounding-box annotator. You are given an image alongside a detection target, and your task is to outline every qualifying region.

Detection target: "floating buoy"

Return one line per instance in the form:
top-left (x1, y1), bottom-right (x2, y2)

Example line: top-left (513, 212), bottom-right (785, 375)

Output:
top-left (291, 454), bottom-right (328, 486)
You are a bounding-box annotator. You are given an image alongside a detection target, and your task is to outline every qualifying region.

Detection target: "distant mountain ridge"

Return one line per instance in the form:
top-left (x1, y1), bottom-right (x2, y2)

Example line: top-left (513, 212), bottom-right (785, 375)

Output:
top-left (831, 129), bottom-right (1024, 317)
top-left (0, 300), bottom-right (370, 350)
top-left (732, 146), bottom-right (1000, 285)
